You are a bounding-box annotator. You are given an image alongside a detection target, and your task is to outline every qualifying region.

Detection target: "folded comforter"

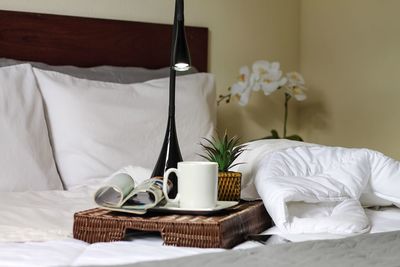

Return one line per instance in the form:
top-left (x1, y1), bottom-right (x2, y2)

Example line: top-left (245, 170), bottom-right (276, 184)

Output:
top-left (234, 140), bottom-right (400, 238)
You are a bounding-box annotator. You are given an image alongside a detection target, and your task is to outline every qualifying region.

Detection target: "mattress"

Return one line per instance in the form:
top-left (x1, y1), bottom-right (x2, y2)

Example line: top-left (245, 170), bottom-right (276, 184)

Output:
top-left (1, 187), bottom-right (400, 267)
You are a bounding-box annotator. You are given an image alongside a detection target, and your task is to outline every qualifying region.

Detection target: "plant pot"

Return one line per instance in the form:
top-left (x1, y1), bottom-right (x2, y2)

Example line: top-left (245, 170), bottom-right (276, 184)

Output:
top-left (218, 171), bottom-right (241, 201)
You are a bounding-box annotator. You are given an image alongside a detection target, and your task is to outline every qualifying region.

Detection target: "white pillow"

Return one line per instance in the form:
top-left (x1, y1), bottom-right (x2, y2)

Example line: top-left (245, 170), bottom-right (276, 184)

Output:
top-left (34, 69), bottom-right (216, 189)
top-left (0, 64), bottom-right (63, 191)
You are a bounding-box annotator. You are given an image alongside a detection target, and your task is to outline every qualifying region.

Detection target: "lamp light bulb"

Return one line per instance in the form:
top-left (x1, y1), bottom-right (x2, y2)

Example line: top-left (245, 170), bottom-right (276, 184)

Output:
top-left (174, 62), bottom-right (190, 71)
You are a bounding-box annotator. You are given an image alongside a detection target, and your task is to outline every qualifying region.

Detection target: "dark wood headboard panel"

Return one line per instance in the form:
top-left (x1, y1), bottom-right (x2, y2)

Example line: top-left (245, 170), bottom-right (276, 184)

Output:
top-left (0, 10), bottom-right (208, 72)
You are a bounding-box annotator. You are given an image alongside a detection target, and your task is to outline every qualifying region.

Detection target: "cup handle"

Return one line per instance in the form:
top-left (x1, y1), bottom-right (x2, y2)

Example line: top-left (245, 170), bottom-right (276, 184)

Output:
top-left (163, 168), bottom-right (180, 203)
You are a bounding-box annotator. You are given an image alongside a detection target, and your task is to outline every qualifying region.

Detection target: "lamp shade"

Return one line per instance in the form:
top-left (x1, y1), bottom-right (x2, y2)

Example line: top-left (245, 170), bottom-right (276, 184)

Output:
top-left (171, 0), bottom-right (191, 71)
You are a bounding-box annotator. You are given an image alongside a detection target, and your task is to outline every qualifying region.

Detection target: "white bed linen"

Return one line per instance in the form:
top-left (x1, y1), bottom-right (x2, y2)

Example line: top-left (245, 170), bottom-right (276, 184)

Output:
top-left (0, 64), bottom-right (62, 192)
top-left (1, 186), bottom-right (400, 267)
top-left (34, 68), bottom-right (216, 189)
top-left (263, 206), bottom-right (400, 242)
top-left (255, 145), bottom-right (400, 239)
top-left (230, 139), bottom-right (400, 240)
top-left (0, 185), bottom-right (257, 267)
top-left (0, 187), bottom-right (95, 242)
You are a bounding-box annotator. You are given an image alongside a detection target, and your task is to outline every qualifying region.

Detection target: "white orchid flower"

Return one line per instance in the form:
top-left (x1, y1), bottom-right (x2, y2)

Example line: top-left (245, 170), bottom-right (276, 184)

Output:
top-left (231, 66), bottom-right (256, 106)
top-left (286, 72), bottom-right (305, 87)
top-left (285, 72), bottom-right (307, 101)
top-left (252, 60), bottom-right (287, 95)
top-left (221, 61), bottom-right (307, 141)
top-left (286, 86), bottom-right (307, 101)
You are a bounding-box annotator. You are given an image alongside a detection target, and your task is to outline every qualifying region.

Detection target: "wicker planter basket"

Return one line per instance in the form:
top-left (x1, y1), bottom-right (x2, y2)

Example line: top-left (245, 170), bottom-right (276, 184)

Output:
top-left (218, 171), bottom-right (241, 201)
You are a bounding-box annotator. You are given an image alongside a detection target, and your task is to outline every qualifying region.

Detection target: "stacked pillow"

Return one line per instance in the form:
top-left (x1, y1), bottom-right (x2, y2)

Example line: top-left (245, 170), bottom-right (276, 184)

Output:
top-left (0, 64), bottom-right (62, 191)
top-left (0, 62), bottom-right (216, 191)
top-left (0, 58), bottom-right (197, 84)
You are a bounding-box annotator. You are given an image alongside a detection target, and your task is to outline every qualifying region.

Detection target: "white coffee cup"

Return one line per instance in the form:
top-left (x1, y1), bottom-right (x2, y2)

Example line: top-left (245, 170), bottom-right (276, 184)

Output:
top-left (162, 161), bottom-right (218, 209)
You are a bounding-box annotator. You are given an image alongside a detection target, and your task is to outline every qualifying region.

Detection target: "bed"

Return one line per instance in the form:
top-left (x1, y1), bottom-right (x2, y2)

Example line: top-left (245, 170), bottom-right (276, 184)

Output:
top-left (1, 9), bottom-right (400, 267)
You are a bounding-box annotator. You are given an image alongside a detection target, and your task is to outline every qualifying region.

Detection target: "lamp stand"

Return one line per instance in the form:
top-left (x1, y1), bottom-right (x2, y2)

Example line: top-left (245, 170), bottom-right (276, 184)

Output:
top-left (151, 68), bottom-right (182, 198)
top-left (151, 0), bottom-right (189, 198)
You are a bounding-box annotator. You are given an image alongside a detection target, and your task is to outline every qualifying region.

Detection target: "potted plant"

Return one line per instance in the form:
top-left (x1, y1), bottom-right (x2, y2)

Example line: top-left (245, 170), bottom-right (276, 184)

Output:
top-left (199, 132), bottom-right (246, 201)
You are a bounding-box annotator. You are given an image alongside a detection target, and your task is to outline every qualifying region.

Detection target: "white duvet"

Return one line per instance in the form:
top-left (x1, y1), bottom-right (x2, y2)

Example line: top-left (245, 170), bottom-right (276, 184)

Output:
top-left (233, 140), bottom-right (400, 240)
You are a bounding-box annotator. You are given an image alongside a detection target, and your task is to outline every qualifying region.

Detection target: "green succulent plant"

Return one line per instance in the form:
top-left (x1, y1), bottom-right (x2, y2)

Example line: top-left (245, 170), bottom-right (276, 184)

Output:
top-left (199, 131), bottom-right (246, 172)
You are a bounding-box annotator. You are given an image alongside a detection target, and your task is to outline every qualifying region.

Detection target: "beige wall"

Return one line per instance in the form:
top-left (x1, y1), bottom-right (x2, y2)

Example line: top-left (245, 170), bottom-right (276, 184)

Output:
top-left (0, 0), bottom-right (301, 142)
top-left (300, 0), bottom-right (400, 159)
top-left (5, 1), bottom-right (397, 159)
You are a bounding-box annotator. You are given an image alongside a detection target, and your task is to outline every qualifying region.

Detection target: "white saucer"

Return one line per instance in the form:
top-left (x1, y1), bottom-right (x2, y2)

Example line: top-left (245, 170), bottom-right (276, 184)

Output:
top-left (150, 201), bottom-right (239, 215)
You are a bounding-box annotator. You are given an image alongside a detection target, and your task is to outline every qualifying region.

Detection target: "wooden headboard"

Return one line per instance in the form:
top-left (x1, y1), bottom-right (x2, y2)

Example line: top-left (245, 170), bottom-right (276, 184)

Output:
top-left (0, 10), bottom-right (208, 72)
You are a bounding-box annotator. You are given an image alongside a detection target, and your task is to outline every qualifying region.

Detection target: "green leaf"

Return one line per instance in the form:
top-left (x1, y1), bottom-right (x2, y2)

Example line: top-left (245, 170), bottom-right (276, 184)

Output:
top-left (229, 162), bottom-right (245, 169)
top-left (201, 138), bottom-right (218, 154)
top-left (270, 129), bottom-right (280, 138)
top-left (285, 135), bottom-right (304, 141)
top-left (259, 129), bottom-right (281, 140)
top-left (198, 131), bottom-right (248, 171)
top-left (198, 154), bottom-right (212, 162)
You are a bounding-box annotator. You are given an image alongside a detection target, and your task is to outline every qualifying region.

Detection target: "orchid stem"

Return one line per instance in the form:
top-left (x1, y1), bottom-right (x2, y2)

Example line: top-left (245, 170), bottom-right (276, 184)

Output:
top-left (283, 93), bottom-right (291, 138)
top-left (217, 93), bottom-right (232, 105)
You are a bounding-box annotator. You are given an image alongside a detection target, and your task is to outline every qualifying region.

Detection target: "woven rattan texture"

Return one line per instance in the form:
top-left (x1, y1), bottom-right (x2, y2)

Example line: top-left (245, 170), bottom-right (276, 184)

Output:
top-left (73, 201), bottom-right (270, 248)
top-left (218, 172), bottom-right (241, 201)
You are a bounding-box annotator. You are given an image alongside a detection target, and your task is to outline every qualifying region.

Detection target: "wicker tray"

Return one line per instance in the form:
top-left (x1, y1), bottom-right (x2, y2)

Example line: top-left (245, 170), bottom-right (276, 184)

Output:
top-left (73, 201), bottom-right (270, 248)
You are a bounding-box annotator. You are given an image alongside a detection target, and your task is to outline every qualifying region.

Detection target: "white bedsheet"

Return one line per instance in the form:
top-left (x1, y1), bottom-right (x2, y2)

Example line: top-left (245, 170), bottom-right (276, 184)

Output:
top-left (0, 186), bottom-right (264, 267)
top-left (0, 187), bottom-right (95, 242)
top-left (2, 148), bottom-right (400, 267)
top-left (1, 186), bottom-right (400, 267)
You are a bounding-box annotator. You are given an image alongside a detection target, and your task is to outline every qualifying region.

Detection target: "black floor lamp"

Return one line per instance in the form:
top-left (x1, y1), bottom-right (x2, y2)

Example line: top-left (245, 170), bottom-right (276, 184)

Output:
top-left (151, 0), bottom-right (191, 197)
